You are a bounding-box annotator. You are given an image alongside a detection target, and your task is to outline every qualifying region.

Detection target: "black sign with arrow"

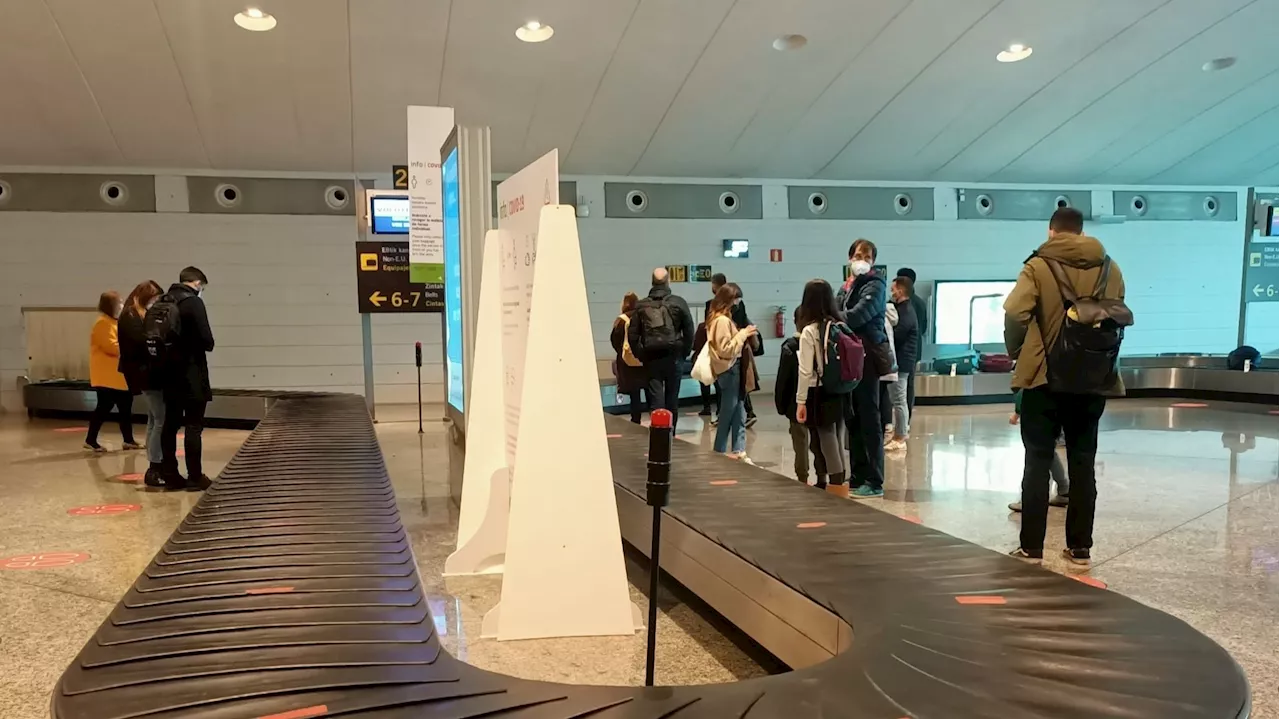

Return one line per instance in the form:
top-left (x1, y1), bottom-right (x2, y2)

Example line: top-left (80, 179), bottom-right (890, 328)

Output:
top-left (1244, 242), bottom-right (1278, 303)
top-left (355, 241), bottom-right (442, 313)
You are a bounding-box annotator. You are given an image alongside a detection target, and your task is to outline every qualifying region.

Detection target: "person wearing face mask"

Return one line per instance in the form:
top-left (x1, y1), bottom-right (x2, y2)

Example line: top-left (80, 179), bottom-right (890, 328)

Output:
top-left (837, 239), bottom-right (892, 497)
top-left (118, 280), bottom-right (166, 484)
top-left (886, 276), bottom-right (919, 450)
top-left (150, 266), bottom-right (215, 490)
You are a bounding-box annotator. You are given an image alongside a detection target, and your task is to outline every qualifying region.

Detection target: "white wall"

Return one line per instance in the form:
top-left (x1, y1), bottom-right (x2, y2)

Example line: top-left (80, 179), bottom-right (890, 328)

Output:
top-left (575, 184), bottom-right (1249, 382)
top-left (0, 212), bottom-right (441, 412)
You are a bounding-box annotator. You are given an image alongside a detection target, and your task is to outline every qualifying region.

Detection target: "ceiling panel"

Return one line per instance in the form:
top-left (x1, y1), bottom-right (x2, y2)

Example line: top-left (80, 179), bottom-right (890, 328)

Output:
top-left (0, 0), bottom-right (1274, 185)
top-left (935, 0), bottom-right (1257, 181)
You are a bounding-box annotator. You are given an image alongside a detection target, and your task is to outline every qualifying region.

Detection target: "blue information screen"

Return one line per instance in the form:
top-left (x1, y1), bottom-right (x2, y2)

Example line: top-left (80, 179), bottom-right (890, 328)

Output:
top-left (370, 196), bottom-right (409, 234)
top-left (442, 147), bottom-right (465, 413)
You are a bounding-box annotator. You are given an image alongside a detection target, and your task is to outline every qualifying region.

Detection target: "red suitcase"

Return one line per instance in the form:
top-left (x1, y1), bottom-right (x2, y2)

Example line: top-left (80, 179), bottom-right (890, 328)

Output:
top-left (978, 353), bottom-right (1014, 373)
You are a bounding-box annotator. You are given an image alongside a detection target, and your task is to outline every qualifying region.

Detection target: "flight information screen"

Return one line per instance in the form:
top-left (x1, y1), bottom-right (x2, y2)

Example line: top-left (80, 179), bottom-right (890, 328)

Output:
top-left (442, 147), bottom-right (464, 413)
top-left (933, 280), bottom-right (1016, 345)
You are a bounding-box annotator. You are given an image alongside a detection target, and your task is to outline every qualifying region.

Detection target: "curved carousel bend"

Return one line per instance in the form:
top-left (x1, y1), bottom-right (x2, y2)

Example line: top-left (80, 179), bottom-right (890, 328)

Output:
top-left (52, 395), bottom-right (1250, 719)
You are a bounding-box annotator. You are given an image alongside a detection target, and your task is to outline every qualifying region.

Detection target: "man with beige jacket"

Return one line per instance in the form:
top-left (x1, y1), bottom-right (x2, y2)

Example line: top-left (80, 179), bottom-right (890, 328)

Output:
top-left (1004, 207), bottom-right (1128, 568)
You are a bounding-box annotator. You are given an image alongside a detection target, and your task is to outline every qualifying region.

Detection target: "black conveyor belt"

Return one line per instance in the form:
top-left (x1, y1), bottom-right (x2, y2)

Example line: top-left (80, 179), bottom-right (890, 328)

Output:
top-left (52, 395), bottom-right (1251, 718)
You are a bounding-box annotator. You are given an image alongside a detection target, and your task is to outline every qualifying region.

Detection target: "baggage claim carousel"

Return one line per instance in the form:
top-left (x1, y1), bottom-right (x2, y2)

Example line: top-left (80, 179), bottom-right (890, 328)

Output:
top-left (33, 356), bottom-right (1268, 718)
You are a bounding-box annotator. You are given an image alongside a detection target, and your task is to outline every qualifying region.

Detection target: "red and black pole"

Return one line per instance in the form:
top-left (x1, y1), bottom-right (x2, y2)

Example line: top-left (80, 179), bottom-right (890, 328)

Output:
top-left (414, 341), bottom-right (424, 434)
top-left (644, 408), bottom-right (673, 686)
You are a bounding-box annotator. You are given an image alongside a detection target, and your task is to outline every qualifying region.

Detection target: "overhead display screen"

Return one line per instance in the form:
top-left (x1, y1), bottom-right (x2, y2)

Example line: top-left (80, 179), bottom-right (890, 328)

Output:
top-left (442, 146), bottom-right (465, 413)
top-left (933, 280), bottom-right (1017, 345)
top-left (370, 196), bottom-right (410, 235)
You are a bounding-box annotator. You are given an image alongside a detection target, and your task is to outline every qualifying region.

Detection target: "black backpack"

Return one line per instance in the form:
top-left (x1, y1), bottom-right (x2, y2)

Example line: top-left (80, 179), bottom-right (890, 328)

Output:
top-left (1227, 346), bottom-right (1261, 371)
top-left (142, 293), bottom-right (184, 371)
top-left (635, 298), bottom-right (678, 356)
top-left (1043, 256), bottom-right (1134, 394)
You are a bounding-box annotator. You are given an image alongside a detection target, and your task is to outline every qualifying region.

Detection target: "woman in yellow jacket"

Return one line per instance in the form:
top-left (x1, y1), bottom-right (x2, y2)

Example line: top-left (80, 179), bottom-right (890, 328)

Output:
top-left (85, 291), bottom-right (139, 452)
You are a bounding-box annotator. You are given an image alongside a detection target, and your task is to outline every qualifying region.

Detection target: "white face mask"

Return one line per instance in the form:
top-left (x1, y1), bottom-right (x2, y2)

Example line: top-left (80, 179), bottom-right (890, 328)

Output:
top-left (850, 259), bottom-right (872, 276)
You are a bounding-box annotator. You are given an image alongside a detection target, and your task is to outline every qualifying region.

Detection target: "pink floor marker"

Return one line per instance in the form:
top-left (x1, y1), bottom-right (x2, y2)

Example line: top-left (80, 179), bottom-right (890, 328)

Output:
top-left (1073, 574), bottom-right (1108, 589)
top-left (796, 521), bottom-right (827, 529)
top-left (955, 595), bottom-right (1006, 605)
top-left (709, 480), bottom-right (738, 486)
top-left (68, 504), bottom-right (141, 516)
top-left (53, 427), bottom-right (88, 433)
top-left (114, 473), bottom-right (144, 482)
top-left (605, 434), bottom-right (622, 439)
top-left (903, 515), bottom-right (923, 524)
top-left (1171, 402), bottom-right (1208, 408)
top-left (0, 551), bottom-right (90, 570)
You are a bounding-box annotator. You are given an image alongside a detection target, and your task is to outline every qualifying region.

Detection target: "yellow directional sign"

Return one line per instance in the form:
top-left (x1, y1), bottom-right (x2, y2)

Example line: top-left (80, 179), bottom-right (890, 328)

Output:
top-left (355, 241), bottom-right (442, 314)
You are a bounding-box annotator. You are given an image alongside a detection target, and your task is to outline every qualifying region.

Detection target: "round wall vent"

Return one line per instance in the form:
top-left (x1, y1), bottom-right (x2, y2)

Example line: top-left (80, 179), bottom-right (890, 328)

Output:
top-left (975, 194), bottom-right (994, 216)
top-left (324, 185), bottom-right (349, 210)
top-left (1054, 195), bottom-right (1071, 209)
top-left (216, 183), bottom-right (242, 209)
top-left (100, 180), bottom-right (129, 206)
top-left (0, 179), bottom-right (11, 207)
top-left (1202, 195), bottom-right (1219, 217)
top-left (718, 191), bottom-right (740, 215)
top-left (625, 189), bottom-right (648, 213)
top-left (893, 193), bottom-right (913, 216)
top-left (1130, 195), bottom-right (1147, 216)
top-left (807, 192), bottom-right (827, 215)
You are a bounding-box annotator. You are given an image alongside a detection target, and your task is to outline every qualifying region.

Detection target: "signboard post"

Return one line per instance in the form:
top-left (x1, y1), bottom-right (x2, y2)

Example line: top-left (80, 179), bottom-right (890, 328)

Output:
top-left (355, 241), bottom-right (442, 313)
top-left (1244, 242), bottom-right (1278, 303)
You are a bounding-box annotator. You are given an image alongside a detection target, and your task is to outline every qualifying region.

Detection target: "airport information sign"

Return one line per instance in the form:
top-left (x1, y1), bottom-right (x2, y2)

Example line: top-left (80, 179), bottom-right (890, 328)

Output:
top-left (355, 241), bottom-right (442, 313)
top-left (1245, 241), bottom-right (1278, 303)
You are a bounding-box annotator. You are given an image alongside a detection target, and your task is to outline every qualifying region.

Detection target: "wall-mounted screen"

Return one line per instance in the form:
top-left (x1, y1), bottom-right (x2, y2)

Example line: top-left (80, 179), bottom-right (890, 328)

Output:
top-left (933, 280), bottom-right (1017, 345)
top-left (370, 196), bottom-right (410, 235)
top-left (442, 146), bottom-right (464, 413)
top-left (723, 239), bottom-right (749, 258)
top-left (1267, 205), bottom-right (1279, 237)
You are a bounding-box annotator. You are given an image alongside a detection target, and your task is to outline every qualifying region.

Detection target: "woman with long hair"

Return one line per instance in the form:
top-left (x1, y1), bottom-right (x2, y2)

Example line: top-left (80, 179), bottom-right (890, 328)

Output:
top-left (85, 291), bottom-right (139, 452)
top-left (610, 291), bottom-right (649, 424)
top-left (704, 284), bottom-right (758, 459)
top-left (794, 279), bottom-right (851, 494)
top-left (118, 280), bottom-right (166, 482)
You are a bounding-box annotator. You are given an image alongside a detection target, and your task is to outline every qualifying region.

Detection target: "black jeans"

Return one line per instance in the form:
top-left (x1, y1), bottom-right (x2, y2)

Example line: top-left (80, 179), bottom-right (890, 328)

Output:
top-left (1019, 388), bottom-right (1106, 555)
top-left (645, 358), bottom-right (682, 430)
top-left (905, 370), bottom-right (917, 419)
top-left (161, 393), bottom-right (208, 479)
top-left (86, 389), bottom-right (135, 446)
top-left (700, 381), bottom-right (716, 412)
top-left (628, 388), bottom-right (650, 424)
top-left (846, 354), bottom-right (884, 489)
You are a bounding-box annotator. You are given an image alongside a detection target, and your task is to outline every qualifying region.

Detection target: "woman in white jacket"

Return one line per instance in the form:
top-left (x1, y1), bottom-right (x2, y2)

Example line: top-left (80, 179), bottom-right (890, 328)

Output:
top-left (794, 279), bottom-right (851, 495)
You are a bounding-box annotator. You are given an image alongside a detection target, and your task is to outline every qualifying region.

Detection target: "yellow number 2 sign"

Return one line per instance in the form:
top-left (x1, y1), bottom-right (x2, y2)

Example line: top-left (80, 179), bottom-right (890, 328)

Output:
top-left (392, 165), bottom-right (409, 190)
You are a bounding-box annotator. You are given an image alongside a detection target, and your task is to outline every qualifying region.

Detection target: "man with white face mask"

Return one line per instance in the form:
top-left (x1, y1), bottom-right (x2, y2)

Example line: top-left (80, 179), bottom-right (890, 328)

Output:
top-left (152, 266), bottom-right (216, 490)
top-left (836, 239), bottom-right (892, 498)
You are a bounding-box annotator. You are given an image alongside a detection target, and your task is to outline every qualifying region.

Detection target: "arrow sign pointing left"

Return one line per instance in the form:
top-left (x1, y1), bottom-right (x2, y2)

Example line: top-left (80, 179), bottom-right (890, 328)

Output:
top-left (369, 291), bottom-right (386, 307)
top-left (1254, 284), bottom-right (1264, 297)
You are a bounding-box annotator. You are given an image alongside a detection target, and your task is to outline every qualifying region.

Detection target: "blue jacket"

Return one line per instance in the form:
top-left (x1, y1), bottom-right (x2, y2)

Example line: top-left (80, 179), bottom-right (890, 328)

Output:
top-left (839, 274), bottom-right (887, 345)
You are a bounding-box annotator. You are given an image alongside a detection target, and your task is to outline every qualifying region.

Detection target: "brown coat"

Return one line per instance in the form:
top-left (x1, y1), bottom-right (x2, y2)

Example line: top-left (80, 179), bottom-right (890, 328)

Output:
top-left (1003, 232), bottom-right (1127, 395)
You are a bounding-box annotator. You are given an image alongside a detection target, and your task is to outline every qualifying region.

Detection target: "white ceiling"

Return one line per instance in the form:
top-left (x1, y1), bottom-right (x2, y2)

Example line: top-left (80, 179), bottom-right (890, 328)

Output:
top-left (0, 0), bottom-right (1275, 185)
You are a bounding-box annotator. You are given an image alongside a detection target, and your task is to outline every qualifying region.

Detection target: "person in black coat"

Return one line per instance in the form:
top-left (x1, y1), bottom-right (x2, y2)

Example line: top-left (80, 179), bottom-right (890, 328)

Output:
top-left (118, 280), bottom-right (166, 484)
top-left (886, 276), bottom-right (919, 450)
top-left (157, 267), bottom-right (215, 490)
top-left (610, 292), bottom-right (649, 423)
top-left (896, 267), bottom-right (929, 417)
top-left (838, 239), bottom-right (890, 496)
top-left (775, 309), bottom-right (811, 484)
top-left (629, 268), bottom-right (695, 430)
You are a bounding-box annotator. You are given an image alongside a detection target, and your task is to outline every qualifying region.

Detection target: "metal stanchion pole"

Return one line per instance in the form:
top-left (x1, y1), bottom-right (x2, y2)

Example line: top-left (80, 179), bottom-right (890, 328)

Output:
top-left (644, 408), bottom-right (673, 687)
top-left (415, 341), bottom-right (424, 434)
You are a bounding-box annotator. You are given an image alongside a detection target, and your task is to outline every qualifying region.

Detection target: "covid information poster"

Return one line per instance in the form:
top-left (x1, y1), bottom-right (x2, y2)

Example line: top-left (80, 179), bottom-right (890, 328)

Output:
top-left (495, 149), bottom-right (559, 466)
top-left (406, 105), bottom-right (454, 283)
top-left (442, 147), bottom-right (465, 413)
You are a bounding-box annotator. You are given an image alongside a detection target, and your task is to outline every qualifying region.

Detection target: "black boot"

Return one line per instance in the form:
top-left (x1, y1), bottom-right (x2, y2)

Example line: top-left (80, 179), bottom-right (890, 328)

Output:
top-left (143, 463), bottom-right (165, 488)
top-left (186, 474), bottom-right (212, 491)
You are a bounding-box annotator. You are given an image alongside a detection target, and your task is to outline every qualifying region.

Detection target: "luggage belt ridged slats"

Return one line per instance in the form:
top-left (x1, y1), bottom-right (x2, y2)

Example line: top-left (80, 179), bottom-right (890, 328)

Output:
top-left (53, 395), bottom-right (1251, 719)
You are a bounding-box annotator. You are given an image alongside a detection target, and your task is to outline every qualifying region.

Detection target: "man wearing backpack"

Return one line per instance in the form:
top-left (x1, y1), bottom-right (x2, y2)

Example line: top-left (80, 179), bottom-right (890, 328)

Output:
top-left (147, 266), bottom-right (215, 490)
top-left (629, 268), bottom-right (695, 430)
top-left (1005, 207), bottom-right (1128, 567)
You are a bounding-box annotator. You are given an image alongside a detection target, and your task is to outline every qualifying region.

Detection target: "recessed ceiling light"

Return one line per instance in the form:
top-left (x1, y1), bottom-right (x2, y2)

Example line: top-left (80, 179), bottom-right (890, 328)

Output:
top-left (996, 43), bottom-right (1033, 63)
top-left (516, 20), bottom-right (553, 43)
top-left (772, 34), bottom-right (808, 51)
top-left (234, 7), bottom-right (276, 31)
top-left (1202, 57), bottom-right (1236, 72)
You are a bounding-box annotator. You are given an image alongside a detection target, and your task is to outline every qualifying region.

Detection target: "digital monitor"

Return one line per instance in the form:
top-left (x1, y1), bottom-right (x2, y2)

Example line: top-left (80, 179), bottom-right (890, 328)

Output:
top-left (1268, 205), bottom-right (1279, 237)
top-left (370, 195), bottom-right (409, 234)
top-left (442, 144), bottom-right (464, 414)
top-left (723, 239), bottom-right (749, 258)
top-left (933, 280), bottom-right (1017, 346)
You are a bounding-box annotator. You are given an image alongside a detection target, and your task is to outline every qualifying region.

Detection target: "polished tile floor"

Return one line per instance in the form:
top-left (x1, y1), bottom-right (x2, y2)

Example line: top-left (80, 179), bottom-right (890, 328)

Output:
top-left (0, 399), bottom-right (1275, 718)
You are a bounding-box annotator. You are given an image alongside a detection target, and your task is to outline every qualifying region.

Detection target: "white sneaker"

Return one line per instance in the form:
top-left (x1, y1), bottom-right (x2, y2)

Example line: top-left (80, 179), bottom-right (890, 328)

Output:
top-left (885, 439), bottom-right (907, 452)
top-left (739, 456), bottom-right (756, 466)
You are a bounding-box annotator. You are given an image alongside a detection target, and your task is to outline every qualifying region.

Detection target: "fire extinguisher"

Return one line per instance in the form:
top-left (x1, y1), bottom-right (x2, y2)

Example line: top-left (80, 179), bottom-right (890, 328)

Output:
top-left (774, 306), bottom-right (786, 339)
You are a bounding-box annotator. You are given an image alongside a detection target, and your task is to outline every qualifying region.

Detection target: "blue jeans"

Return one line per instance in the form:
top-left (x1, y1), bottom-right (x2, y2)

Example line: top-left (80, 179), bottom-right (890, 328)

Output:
top-left (143, 390), bottom-right (165, 464)
top-left (713, 364), bottom-right (747, 454)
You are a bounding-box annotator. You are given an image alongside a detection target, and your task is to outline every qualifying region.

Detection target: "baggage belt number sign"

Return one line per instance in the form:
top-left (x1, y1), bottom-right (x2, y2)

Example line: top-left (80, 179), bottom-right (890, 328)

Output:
top-left (356, 241), bottom-right (442, 313)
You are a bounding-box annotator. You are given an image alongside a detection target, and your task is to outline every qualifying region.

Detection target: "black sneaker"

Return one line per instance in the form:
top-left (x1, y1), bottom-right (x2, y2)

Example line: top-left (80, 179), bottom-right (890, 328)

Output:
top-left (143, 466), bottom-right (166, 488)
top-left (160, 471), bottom-right (188, 491)
top-left (745, 415), bottom-right (758, 429)
top-left (186, 474), bottom-right (213, 491)
top-left (1048, 493), bottom-right (1069, 508)
top-left (1062, 547), bottom-right (1091, 567)
top-left (698, 407), bottom-right (713, 416)
top-left (1009, 548), bottom-right (1042, 564)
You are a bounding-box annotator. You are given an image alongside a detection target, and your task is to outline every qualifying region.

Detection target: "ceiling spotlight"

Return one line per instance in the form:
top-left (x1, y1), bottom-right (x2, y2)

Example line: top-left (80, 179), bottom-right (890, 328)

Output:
top-left (772, 34), bottom-right (808, 51)
top-left (516, 20), bottom-right (553, 43)
top-left (234, 7), bottom-right (276, 31)
top-left (1202, 57), bottom-right (1237, 72)
top-left (996, 43), bottom-right (1033, 63)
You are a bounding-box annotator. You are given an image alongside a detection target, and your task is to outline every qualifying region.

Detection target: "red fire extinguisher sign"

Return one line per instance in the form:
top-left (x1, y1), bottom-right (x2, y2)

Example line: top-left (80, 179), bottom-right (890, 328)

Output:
top-left (770, 249), bottom-right (783, 262)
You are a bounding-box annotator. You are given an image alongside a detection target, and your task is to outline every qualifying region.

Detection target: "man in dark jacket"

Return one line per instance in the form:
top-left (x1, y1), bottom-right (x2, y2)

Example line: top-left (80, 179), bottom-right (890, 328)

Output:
top-left (886, 276), bottom-right (919, 449)
top-left (630, 268), bottom-right (695, 430)
top-left (896, 267), bottom-right (929, 417)
top-left (158, 266), bottom-right (215, 490)
top-left (838, 239), bottom-right (888, 497)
